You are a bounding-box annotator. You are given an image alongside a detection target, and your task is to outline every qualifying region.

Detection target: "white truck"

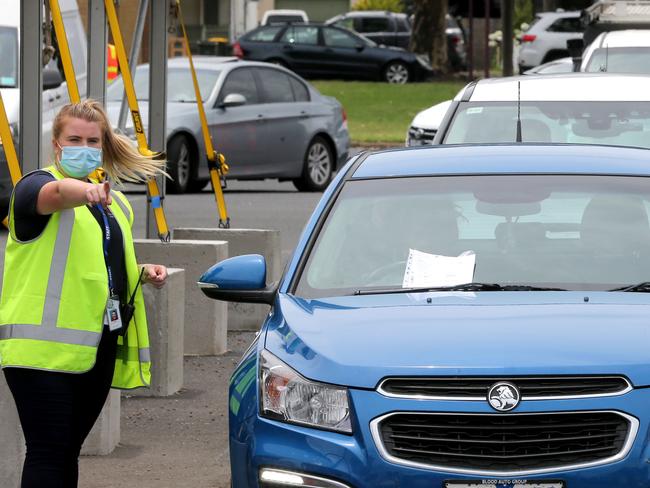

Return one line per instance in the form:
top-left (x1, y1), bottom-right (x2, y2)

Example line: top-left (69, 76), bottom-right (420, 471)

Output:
top-left (0, 0), bottom-right (87, 209)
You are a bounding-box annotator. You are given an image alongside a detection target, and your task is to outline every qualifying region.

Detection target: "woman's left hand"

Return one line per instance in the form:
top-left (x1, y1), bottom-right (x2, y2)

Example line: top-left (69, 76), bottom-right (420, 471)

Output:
top-left (141, 264), bottom-right (168, 288)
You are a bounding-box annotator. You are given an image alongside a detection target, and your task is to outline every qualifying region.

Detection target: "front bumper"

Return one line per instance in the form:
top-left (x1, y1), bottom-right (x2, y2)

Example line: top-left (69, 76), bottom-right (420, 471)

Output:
top-left (231, 388), bottom-right (650, 488)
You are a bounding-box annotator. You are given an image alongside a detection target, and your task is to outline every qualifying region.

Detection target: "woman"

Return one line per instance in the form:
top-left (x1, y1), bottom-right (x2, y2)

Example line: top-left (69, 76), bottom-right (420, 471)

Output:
top-left (0, 99), bottom-right (168, 488)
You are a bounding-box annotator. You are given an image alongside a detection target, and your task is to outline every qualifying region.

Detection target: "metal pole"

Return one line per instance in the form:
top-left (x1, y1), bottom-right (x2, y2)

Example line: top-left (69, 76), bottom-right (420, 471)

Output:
top-left (468, 0), bottom-right (474, 80)
top-left (484, 0), bottom-right (490, 78)
top-left (20, 1), bottom-right (43, 173)
top-left (502, 0), bottom-right (514, 76)
top-left (117, 0), bottom-right (149, 132)
top-left (146, 0), bottom-right (168, 239)
top-left (87, 0), bottom-right (107, 101)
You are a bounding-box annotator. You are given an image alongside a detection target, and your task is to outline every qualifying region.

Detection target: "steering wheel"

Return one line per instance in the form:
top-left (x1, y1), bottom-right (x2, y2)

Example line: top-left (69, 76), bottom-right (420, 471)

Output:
top-left (363, 260), bottom-right (407, 286)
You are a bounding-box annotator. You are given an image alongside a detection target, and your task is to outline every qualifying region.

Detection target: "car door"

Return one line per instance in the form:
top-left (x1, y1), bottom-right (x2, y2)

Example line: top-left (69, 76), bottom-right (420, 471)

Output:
top-left (277, 25), bottom-right (324, 76)
top-left (252, 67), bottom-right (308, 177)
top-left (208, 67), bottom-right (263, 178)
top-left (321, 26), bottom-right (377, 77)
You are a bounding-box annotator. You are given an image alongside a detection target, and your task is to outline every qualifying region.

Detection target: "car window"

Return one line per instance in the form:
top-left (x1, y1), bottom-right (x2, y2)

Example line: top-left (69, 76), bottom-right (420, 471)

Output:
top-left (333, 18), bottom-right (355, 31)
top-left (289, 76), bottom-right (310, 102)
top-left (359, 17), bottom-right (391, 33)
top-left (444, 101), bottom-right (650, 150)
top-left (0, 26), bottom-right (18, 87)
top-left (62, 12), bottom-right (87, 76)
top-left (218, 68), bottom-right (259, 104)
top-left (323, 27), bottom-right (361, 48)
top-left (107, 67), bottom-right (221, 102)
top-left (546, 17), bottom-right (583, 33)
top-left (257, 68), bottom-right (294, 103)
top-left (585, 47), bottom-right (650, 74)
top-left (246, 26), bottom-right (283, 42)
top-left (396, 16), bottom-right (410, 32)
top-left (296, 175), bottom-right (650, 297)
top-left (280, 26), bottom-right (319, 45)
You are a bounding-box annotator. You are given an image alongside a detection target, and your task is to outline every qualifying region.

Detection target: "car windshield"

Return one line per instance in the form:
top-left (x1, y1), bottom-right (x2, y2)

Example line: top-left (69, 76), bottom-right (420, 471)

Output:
top-left (107, 67), bottom-right (220, 102)
top-left (443, 101), bottom-right (650, 149)
top-left (585, 47), bottom-right (650, 74)
top-left (295, 174), bottom-right (650, 298)
top-left (0, 26), bottom-right (19, 88)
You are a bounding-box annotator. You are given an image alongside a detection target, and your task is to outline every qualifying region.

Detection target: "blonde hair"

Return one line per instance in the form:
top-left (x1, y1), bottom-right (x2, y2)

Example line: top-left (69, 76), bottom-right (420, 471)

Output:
top-left (52, 99), bottom-right (167, 184)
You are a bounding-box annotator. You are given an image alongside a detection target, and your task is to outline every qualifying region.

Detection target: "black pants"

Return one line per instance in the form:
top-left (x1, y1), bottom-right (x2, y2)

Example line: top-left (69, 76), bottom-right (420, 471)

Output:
top-left (3, 328), bottom-right (118, 488)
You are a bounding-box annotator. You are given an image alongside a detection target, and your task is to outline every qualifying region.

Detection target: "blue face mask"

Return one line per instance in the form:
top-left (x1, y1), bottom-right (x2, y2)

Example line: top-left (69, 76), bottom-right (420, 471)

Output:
top-left (57, 144), bottom-right (103, 178)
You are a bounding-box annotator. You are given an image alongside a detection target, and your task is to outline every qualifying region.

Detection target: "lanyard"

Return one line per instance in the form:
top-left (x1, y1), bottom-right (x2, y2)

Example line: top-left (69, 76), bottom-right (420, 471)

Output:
top-left (96, 204), bottom-right (115, 296)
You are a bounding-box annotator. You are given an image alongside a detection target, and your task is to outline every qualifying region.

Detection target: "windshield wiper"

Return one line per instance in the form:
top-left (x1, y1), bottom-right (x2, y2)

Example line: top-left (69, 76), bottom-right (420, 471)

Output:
top-left (353, 282), bottom-right (567, 295)
top-left (609, 282), bottom-right (650, 292)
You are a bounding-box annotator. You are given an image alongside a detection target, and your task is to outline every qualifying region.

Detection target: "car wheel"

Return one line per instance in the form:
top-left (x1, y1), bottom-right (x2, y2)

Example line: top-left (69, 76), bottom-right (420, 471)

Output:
top-left (384, 61), bottom-right (410, 84)
top-left (293, 136), bottom-right (333, 192)
top-left (166, 135), bottom-right (193, 194)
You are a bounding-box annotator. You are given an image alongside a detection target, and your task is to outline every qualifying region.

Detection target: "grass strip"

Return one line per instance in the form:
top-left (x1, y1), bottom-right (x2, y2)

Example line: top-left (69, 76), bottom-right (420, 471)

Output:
top-left (313, 80), bottom-right (466, 144)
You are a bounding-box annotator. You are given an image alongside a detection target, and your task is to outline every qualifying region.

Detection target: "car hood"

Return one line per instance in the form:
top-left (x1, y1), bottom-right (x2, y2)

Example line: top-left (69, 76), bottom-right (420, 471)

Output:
top-left (265, 292), bottom-right (650, 389)
top-left (411, 100), bottom-right (452, 130)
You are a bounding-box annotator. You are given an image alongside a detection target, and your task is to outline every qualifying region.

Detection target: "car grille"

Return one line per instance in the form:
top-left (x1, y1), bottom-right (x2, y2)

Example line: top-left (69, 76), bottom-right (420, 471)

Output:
top-left (379, 376), bottom-right (630, 400)
top-left (408, 126), bottom-right (436, 145)
top-left (376, 412), bottom-right (632, 473)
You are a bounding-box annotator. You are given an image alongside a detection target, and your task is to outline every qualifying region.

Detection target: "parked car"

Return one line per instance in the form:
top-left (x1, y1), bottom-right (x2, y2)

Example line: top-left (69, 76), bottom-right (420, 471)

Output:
top-left (106, 57), bottom-right (349, 192)
top-left (260, 9), bottom-right (308, 26)
top-left (405, 100), bottom-right (452, 146)
top-left (325, 11), bottom-right (467, 70)
top-left (200, 142), bottom-right (650, 487)
top-left (524, 56), bottom-right (574, 74)
top-left (433, 73), bottom-right (650, 149)
top-left (581, 30), bottom-right (650, 73)
top-left (518, 10), bottom-right (584, 73)
top-left (234, 24), bottom-right (433, 83)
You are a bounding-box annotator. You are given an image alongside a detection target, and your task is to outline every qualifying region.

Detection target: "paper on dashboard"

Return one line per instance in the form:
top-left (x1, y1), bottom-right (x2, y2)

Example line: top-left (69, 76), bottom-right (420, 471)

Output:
top-left (402, 249), bottom-right (476, 288)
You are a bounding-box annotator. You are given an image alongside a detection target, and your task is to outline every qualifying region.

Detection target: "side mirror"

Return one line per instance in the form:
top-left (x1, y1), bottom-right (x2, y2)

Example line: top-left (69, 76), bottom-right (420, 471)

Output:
top-left (566, 38), bottom-right (584, 72)
top-left (198, 254), bottom-right (278, 305)
top-left (43, 68), bottom-right (63, 90)
top-left (217, 93), bottom-right (247, 109)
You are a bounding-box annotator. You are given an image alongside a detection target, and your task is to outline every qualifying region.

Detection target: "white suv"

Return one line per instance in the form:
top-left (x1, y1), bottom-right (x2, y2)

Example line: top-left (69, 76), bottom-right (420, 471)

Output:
top-left (518, 11), bottom-right (584, 73)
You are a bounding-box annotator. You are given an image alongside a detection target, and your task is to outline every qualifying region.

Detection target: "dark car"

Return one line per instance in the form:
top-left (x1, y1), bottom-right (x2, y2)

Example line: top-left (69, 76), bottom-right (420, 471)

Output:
top-left (233, 23), bottom-right (433, 83)
top-left (325, 11), bottom-right (467, 70)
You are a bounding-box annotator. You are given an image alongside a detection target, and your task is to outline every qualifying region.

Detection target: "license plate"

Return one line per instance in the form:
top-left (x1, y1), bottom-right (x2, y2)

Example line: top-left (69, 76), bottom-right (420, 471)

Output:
top-left (445, 481), bottom-right (564, 488)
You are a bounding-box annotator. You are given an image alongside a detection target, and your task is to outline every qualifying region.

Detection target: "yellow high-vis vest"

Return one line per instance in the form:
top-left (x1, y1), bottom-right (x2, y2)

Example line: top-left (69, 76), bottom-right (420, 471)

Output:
top-left (0, 166), bottom-right (151, 389)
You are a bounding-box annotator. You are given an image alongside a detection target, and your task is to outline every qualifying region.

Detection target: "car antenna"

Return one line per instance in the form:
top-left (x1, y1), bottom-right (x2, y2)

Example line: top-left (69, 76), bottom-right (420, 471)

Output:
top-left (516, 81), bottom-right (522, 143)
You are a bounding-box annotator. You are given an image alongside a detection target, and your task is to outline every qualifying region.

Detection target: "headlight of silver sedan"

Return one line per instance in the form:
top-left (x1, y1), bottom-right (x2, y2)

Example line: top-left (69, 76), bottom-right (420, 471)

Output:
top-left (260, 349), bottom-right (352, 433)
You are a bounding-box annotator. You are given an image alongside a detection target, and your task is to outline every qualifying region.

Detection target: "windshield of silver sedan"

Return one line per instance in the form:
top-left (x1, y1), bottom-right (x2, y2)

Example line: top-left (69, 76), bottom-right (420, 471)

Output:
top-left (443, 101), bottom-right (650, 150)
top-left (295, 175), bottom-right (650, 298)
top-left (107, 67), bottom-right (220, 102)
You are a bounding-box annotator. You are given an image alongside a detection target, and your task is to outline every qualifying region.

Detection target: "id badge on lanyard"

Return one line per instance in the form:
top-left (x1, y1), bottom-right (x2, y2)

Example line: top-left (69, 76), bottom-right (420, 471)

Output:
top-left (97, 204), bottom-right (123, 332)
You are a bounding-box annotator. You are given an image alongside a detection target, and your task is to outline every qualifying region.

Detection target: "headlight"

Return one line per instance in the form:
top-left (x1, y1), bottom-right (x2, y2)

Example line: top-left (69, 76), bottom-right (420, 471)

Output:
top-left (416, 54), bottom-right (431, 68)
top-left (260, 349), bottom-right (352, 433)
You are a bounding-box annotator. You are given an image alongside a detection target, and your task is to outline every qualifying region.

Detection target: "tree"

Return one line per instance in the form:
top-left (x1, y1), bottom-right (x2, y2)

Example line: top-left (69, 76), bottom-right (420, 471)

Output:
top-left (409, 0), bottom-right (448, 74)
top-left (353, 0), bottom-right (405, 11)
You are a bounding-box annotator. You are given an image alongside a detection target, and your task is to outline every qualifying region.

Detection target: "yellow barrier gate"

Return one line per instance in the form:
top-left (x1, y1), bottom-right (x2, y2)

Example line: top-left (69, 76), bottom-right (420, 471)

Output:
top-left (176, 0), bottom-right (231, 228)
top-left (104, 0), bottom-right (171, 241)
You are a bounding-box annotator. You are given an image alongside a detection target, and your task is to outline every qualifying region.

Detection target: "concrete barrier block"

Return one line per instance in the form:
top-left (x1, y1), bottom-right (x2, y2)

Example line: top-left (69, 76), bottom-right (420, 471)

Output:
top-left (134, 239), bottom-right (228, 355)
top-left (0, 373), bottom-right (24, 488)
top-left (81, 389), bottom-right (120, 456)
top-left (173, 228), bottom-right (280, 331)
top-left (131, 267), bottom-right (185, 397)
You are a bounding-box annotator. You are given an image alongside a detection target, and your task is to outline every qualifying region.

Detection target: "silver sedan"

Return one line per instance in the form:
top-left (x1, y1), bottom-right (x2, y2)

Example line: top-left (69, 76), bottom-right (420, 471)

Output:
top-left (106, 56), bottom-right (350, 192)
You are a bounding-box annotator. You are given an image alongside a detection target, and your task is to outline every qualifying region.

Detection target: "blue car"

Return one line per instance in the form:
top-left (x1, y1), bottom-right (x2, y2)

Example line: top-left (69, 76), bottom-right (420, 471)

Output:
top-left (200, 144), bottom-right (650, 488)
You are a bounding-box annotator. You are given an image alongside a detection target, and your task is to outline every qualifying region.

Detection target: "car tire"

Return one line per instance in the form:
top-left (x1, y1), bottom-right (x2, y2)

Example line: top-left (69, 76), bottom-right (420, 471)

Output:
top-left (188, 179), bottom-right (208, 193)
top-left (384, 61), bottom-right (410, 84)
top-left (293, 136), bottom-right (333, 192)
top-left (166, 135), bottom-right (193, 194)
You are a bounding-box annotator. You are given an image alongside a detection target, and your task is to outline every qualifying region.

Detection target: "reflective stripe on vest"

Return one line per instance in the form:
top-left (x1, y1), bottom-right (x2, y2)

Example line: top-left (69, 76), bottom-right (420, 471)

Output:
top-left (111, 190), bottom-right (131, 224)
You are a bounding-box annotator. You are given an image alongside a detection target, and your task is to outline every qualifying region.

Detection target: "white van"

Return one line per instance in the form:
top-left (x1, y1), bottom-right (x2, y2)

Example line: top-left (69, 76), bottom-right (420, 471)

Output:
top-left (260, 9), bottom-right (308, 25)
top-left (0, 0), bottom-right (87, 208)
